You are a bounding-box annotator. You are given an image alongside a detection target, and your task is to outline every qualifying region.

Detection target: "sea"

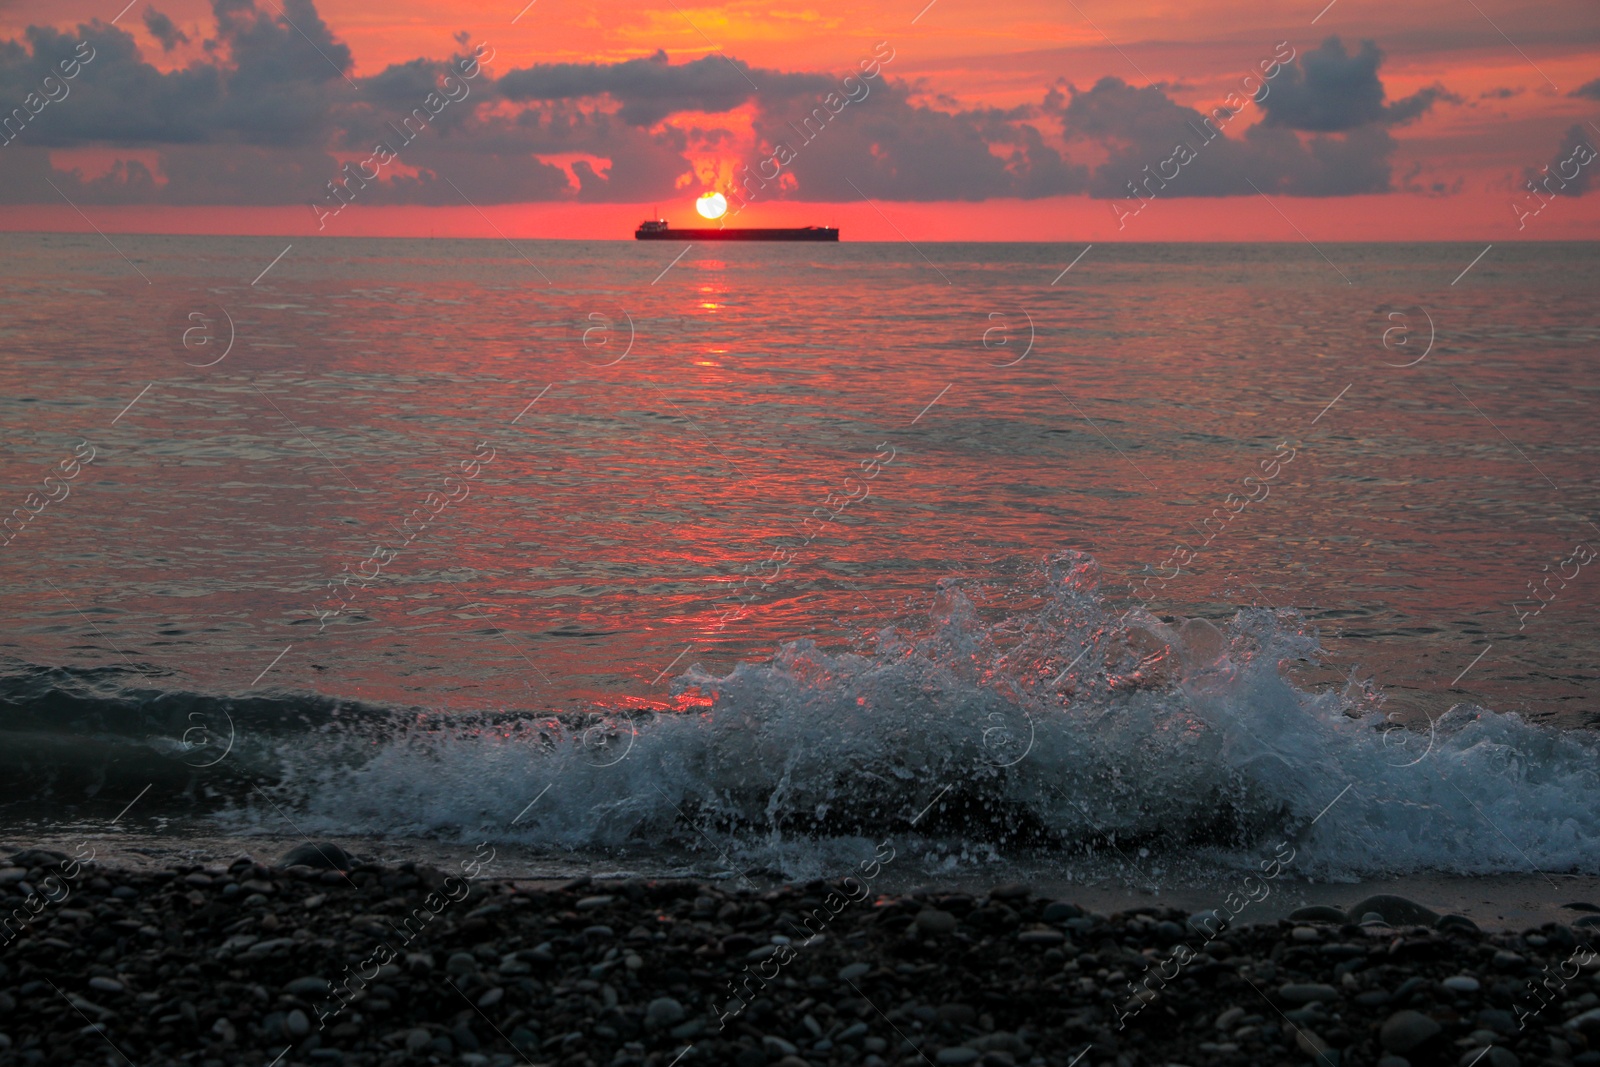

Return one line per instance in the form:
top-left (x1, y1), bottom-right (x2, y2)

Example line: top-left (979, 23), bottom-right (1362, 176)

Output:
top-left (2, 234), bottom-right (1597, 910)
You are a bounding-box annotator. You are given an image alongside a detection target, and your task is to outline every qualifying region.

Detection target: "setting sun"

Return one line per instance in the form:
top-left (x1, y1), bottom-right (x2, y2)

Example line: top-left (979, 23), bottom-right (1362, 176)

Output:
top-left (695, 192), bottom-right (729, 220)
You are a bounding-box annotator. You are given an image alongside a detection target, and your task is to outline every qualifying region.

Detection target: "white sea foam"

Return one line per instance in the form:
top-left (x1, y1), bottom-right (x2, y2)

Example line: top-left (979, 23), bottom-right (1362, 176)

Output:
top-left (240, 552), bottom-right (1600, 880)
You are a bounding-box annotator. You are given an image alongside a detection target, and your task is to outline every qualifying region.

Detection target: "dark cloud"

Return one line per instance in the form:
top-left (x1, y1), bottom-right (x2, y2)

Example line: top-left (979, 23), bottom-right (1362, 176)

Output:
top-left (743, 81), bottom-right (1087, 201)
top-left (1260, 38), bottom-right (1386, 131)
top-left (0, 5), bottom-right (1452, 210)
top-left (1572, 78), bottom-right (1600, 100)
top-left (1525, 124), bottom-right (1599, 197)
top-left (1060, 74), bottom-right (1392, 199)
top-left (1257, 37), bottom-right (1451, 133)
top-left (497, 51), bottom-right (807, 127)
top-left (142, 8), bottom-right (190, 52)
top-left (1385, 85), bottom-right (1461, 126)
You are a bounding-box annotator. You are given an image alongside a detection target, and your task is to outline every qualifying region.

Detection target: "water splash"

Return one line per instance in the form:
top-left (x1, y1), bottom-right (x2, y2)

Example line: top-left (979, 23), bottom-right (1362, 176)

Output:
top-left (196, 551), bottom-right (1600, 878)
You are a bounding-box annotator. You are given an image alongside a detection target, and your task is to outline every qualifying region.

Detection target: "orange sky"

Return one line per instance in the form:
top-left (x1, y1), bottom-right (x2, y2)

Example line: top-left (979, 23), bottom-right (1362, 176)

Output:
top-left (1, 0), bottom-right (1597, 239)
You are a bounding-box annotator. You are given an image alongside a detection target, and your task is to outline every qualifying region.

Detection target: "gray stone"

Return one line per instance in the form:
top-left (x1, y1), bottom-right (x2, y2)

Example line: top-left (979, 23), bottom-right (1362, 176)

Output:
top-left (938, 1004), bottom-right (977, 1027)
top-left (1565, 1007), bottom-right (1600, 1031)
top-left (279, 843), bottom-right (353, 870)
top-left (1042, 901), bottom-right (1084, 922)
top-left (1290, 905), bottom-right (1348, 923)
top-left (1349, 895), bottom-right (1440, 927)
top-left (915, 909), bottom-right (958, 935)
top-left (936, 1050), bottom-right (980, 1065)
top-left (1442, 975), bottom-right (1481, 993)
top-left (285, 1009), bottom-right (310, 1038)
top-left (837, 963), bottom-right (870, 981)
top-left (1295, 1028), bottom-right (1332, 1060)
top-left (1475, 1009), bottom-right (1517, 1035)
top-left (575, 895), bottom-right (615, 910)
top-left (1017, 928), bottom-right (1064, 946)
top-left (1436, 914), bottom-right (1481, 934)
top-left (445, 952), bottom-right (478, 976)
top-left (1459, 1049), bottom-right (1518, 1067)
top-left (1279, 983), bottom-right (1339, 1004)
top-left (1380, 1010), bottom-right (1442, 1053)
top-left (284, 977), bottom-right (329, 996)
top-left (646, 997), bottom-right (686, 1029)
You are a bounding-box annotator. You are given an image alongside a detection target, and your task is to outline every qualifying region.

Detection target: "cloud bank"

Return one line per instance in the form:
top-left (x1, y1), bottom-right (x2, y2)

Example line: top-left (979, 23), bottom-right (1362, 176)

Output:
top-left (0, 0), bottom-right (1451, 208)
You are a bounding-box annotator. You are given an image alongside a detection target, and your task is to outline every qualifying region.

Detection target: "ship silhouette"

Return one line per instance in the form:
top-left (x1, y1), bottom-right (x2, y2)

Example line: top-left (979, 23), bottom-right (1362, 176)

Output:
top-left (635, 219), bottom-right (839, 241)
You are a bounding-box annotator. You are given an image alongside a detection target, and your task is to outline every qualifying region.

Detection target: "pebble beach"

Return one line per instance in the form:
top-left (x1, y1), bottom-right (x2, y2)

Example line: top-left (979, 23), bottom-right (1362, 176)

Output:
top-left (5, 846), bottom-right (1600, 1067)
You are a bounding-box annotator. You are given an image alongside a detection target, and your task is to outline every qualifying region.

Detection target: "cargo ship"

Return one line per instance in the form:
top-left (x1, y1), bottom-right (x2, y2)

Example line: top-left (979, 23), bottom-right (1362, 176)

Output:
top-left (635, 220), bottom-right (838, 241)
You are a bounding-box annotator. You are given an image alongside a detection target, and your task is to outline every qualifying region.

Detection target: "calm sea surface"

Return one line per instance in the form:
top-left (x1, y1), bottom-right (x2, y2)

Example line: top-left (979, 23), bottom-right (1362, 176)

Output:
top-left (2, 234), bottom-right (1597, 881)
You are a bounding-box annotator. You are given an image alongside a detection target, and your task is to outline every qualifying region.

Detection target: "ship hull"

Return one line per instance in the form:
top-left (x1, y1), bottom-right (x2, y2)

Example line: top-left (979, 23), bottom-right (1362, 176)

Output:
top-left (636, 227), bottom-right (838, 241)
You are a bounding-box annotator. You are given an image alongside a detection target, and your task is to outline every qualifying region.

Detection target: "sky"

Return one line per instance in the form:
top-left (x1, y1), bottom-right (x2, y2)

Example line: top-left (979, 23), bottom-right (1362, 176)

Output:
top-left (0, 0), bottom-right (1596, 239)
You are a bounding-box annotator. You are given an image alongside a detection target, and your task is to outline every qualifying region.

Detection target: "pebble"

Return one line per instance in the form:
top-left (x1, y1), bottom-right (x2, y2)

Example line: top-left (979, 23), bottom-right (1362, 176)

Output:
top-left (1460, 1049), bottom-right (1518, 1067)
top-left (1295, 1028), bottom-right (1331, 1058)
top-left (1436, 914), bottom-right (1481, 934)
top-left (279, 843), bottom-right (353, 870)
top-left (645, 997), bottom-right (686, 1028)
top-left (1016, 928), bottom-right (1063, 945)
top-left (0, 853), bottom-right (1576, 1067)
top-left (1350, 895), bottom-right (1440, 927)
top-left (1279, 983), bottom-right (1339, 1004)
top-left (1566, 1007), bottom-right (1600, 1031)
top-left (1381, 1010), bottom-right (1442, 1053)
top-left (1289, 905), bottom-right (1348, 923)
top-left (938, 1004), bottom-right (977, 1026)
